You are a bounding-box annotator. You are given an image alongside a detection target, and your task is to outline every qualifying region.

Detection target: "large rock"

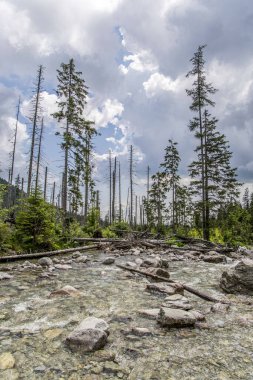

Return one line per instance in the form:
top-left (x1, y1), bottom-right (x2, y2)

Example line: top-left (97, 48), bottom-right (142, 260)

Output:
top-left (220, 259), bottom-right (253, 294)
top-left (157, 307), bottom-right (196, 328)
top-left (66, 317), bottom-right (109, 352)
top-left (203, 255), bottom-right (225, 263)
top-left (0, 272), bottom-right (13, 280)
top-left (102, 257), bottom-right (115, 265)
top-left (38, 257), bottom-right (53, 267)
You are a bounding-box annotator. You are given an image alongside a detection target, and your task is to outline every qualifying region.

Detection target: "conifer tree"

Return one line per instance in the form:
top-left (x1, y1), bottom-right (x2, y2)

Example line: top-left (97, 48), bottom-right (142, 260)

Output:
top-left (148, 172), bottom-right (167, 228)
top-left (160, 139), bottom-right (180, 230)
top-left (186, 45), bottom-right (217, 239)
top-left (52, 59), bottom-right (89, 218)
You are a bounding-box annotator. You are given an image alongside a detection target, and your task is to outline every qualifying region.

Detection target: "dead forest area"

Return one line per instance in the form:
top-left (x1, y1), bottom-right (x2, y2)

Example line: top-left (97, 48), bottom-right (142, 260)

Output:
top-left (0, 45), bottom-right (253, 259)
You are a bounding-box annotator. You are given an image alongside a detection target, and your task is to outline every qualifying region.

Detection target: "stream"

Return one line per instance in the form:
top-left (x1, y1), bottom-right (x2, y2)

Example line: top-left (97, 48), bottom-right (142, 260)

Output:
top-left (0, 250), bottom-right (253, 379)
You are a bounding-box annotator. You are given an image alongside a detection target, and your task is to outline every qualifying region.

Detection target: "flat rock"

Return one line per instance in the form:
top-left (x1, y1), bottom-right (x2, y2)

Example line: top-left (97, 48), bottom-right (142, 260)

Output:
top-left (38, 257), bottom-right (53, 267)
top-left (43, 328), bottom-right (63, 340)
top-left (130, 327), bottom-right (152, 336)
top-left (141, 257), bottom-right (160, 268)
top-left (0, 272), bottom-right (13, 280)
top-left (0, 352), bottom-right (15, 370)
top-left (138, 308), bottom-right (160, 319)
top-left (203, 255), bottom-right (225, 263)
top-left (50, 285), bottom-right (82, 298)
top-left (220, 259), bottom-right (253, 294)
top-left (54, 264), bottom-right (72, 270)
top-left (66, 317), bottom-right (109, 352)
top-left (157, 307), bottom-right (196, 328)
top-left (162, 300), bottom-right (193, 311)
top-left (146, 282), bottom-right (183, 295)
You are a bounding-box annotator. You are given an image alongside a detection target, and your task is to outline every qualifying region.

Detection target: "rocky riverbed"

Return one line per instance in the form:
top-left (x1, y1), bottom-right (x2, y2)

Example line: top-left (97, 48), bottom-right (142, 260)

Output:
top-left (0, 247), bottom-right (253, 379)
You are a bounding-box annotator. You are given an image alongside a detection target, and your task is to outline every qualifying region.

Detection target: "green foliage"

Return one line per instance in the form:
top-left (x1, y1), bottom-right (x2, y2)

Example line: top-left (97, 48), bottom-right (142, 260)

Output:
top-left (102, 227), bottom-right (117, 238)
top-left (84, 207), bottom-right (100, 236)
top-left (15, 195), bottom-right (59, 251)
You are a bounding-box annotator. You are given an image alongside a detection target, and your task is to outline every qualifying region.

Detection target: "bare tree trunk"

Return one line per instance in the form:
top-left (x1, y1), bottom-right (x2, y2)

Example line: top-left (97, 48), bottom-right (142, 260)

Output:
top-left (112, 157), bottom-right (117, 222)
top-left (130, 145), bottom-right (133, 226)
top-left (119, 161), bottom-right (122, 222)
top-left (125, 187), bottom-right (129, 222)
top-left (10, 97), bottom-right (20, 185)
top-left (52, 181), bottom-right (56, 205)
top-left (35, 118), bottom-right (44, 197)
top-left (27, 65), bottom-right (44, 196)
top-left (109, 150), bottom-right (112, 224)
top-left (44, 166), bottom-right (48, 201)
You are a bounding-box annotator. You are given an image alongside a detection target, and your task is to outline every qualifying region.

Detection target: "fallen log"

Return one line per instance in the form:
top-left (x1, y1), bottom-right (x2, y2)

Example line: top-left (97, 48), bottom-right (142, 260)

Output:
top-left (117, 264), bottom-right (230, 304)
top-left (0, 244), bottom-right (101, 263)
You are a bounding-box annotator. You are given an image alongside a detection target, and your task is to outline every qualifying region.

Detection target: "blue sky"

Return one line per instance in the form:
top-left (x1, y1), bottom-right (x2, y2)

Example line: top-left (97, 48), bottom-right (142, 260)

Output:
top-left (0, 0), bottom-right (253, 215)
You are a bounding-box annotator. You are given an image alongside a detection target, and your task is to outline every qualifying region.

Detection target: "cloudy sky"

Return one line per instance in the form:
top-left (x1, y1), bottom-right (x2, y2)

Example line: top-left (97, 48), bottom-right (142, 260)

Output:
top-left (0, 0), bottom-right (253, 214)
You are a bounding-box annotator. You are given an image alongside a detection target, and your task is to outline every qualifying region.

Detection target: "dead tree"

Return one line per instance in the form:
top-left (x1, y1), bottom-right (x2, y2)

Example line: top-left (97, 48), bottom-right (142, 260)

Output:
top-left (35, 117), bottom-right (44, 196)
top-left (119, 161), bottom-right (122, 222)
top-left (27, 65), bottom-right (44, 195)
top-left (44, 166), bottom-right (48, 201)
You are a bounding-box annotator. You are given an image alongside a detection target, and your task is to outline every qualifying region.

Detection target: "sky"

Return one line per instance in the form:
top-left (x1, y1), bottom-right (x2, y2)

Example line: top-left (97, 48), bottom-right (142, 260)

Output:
top-left (0, 0), bottom-right (253, 216)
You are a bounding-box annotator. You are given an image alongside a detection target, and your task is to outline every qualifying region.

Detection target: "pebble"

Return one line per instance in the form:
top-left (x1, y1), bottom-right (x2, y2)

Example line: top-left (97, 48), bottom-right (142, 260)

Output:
top-left (0, 352), bottom-right (15, 370)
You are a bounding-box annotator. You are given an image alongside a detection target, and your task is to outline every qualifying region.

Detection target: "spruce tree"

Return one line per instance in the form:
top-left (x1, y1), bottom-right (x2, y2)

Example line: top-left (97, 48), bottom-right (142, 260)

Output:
top-left (160, 139), bottom-right (180, 230)
top-left (148, 172), bottom-right (167, 229)
top-left (186, 45), bottom-right (217, 239)
top-left (52, 59), bottom-right (89, 218)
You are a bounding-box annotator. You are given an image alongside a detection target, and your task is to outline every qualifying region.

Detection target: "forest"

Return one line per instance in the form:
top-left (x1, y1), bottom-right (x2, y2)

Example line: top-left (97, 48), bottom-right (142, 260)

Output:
top-left (0, 45), bottom-right (253, 255)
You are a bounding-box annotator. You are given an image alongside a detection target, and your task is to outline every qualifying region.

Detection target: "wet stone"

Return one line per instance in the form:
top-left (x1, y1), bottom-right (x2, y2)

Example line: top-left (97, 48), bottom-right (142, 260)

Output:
top-left (157, 307), bottom-right (196, 328)
top-left (220, 259), bottom-right (253, 294)
top-left (102, 257), bottom-right (115, 265)
top-left (138, 308), bottom-right (160, 319)
top-left (38, 257), bottom-right (53, 267)
top-left (66, 317), bottom-right (109, 353)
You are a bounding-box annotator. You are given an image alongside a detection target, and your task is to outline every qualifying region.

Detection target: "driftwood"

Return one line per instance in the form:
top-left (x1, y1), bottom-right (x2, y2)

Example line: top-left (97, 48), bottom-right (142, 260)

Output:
top-left (0, 244), bottom-right (101, 263)
top-left (117, 264), bottom-right (230, 304)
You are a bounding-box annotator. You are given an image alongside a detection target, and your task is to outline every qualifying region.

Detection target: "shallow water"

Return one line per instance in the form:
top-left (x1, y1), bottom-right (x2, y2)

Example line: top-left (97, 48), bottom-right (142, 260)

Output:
top-left (0, 251), bottom-right (253, 379)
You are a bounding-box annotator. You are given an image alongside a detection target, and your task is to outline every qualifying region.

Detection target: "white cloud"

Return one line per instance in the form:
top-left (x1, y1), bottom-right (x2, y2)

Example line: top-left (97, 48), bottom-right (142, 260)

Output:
top-left (120, 49), bottom-right (158, 74)
top-left (87, 98), bottom-right (124, 128)
top-left (143, 72), bottom-right (179, 97)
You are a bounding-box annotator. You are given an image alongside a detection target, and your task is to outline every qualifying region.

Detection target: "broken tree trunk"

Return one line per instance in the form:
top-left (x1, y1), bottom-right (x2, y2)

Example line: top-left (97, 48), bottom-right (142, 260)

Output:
top-left (0, 245), bottom-right (101, 263)
top-left (117, 264), bottom-right (230, 304)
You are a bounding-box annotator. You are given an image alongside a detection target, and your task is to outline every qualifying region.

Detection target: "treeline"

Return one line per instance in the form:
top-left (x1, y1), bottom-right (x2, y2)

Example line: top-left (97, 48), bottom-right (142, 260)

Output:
top-left (0, 45), bottom-right (252, 253)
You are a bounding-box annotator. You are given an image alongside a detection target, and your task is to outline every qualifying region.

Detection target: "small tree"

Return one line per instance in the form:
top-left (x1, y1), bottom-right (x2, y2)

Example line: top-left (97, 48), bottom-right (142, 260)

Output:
top-left (15, 194), bottom-right (58, 250)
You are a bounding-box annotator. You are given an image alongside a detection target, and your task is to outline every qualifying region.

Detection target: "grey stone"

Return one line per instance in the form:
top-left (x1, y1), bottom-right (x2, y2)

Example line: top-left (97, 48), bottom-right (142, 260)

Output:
top-left (75, 255), bottom-right (88, 263)
top-left (146, 282), bottom-right (183, 295)
top-left (220, 259), bottom-right (253, 294)
top-left (145, 267), bottom-right (170, 279)
top-left (138, 308), bottom-right (160, 319)
top-left (157, 307), bottom-right (196, 328)
top-left (203, 255), bottom-right (225, 263)
top-left (102, 257), bottom-right (115, 265)
top-left (38, 257), bottom-right (53, 267)
top-left (0, 272), bottom-right (13, 280)
top-left (54, 264), bottom-right (72, 270)
top-left (66, 317), bottom-right (109, 353)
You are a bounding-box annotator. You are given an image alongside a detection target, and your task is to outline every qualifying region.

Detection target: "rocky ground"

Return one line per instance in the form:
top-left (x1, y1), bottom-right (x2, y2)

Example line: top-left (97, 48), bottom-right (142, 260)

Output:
top-left (0, 243), bottom-right (253, 379)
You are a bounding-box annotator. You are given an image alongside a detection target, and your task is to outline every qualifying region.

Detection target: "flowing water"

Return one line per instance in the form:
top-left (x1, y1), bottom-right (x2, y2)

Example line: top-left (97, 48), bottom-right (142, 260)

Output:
top-left (0, 251), bottom-right (253, 379)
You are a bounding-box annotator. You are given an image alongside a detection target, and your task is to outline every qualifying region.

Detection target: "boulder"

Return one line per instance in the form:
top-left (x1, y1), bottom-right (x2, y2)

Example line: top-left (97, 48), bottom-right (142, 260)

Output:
top-left (157, 307), bottom-right (196, 328)
top-left (210, 302), bottom-right (230, 313)
top-left (220, 259), bottom-right (253, 294)
top-left (66, 317), bottom-right (109, 352)
top-left (38, 257), bottom-right (53, 267)
top-left (0, 272), bottom-right (13, 280)
top-left (102, 257), bottom-right (115, 265)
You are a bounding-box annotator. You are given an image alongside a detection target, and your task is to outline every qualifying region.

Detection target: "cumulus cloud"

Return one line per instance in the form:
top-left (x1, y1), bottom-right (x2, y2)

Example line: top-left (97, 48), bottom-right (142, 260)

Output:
top-left (1, 0), bottom-right (253, 212)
